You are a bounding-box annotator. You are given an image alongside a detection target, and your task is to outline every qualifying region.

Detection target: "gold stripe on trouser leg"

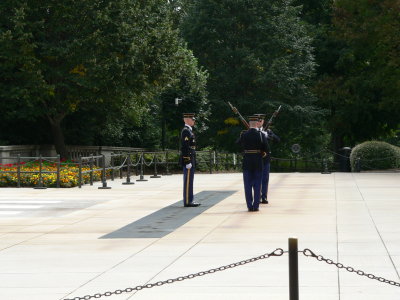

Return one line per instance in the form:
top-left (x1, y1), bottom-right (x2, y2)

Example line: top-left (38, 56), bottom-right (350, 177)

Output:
top-left (186, 168), bottom-right (191, 205)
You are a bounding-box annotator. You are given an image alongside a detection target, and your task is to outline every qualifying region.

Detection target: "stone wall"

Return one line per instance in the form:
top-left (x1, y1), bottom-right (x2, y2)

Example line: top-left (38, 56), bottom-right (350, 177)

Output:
top-left (0, 145), bottom-right (145, 164)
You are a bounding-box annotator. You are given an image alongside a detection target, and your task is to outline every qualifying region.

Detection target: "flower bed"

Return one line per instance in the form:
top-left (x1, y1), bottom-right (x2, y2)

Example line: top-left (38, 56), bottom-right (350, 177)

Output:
top-left (0, 160), bottom-right (103, 188)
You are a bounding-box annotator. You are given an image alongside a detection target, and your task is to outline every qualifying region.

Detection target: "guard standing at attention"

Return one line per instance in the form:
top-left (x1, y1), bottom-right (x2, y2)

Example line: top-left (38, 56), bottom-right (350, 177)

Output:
top-left (238, 115), bottom-right (269, 212)
top-left (180, 113), bottom-right (200, 207)
top-left (254, 114), bottom-right (280, 204)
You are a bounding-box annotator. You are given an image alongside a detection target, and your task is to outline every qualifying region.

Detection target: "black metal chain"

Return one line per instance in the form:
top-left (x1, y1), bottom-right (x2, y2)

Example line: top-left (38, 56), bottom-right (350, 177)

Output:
top-left (64, 248), bottom-right (284, 300)
top-left (302, 248), bottom-right (400, 287)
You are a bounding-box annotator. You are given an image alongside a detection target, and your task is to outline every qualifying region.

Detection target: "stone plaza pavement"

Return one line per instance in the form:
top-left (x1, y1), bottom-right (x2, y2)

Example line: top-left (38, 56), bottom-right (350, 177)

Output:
top-left (0, 172), bottom-right (400, 300)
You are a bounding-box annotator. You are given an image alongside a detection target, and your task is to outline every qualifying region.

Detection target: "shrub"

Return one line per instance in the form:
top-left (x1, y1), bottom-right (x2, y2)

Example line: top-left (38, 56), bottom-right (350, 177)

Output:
top-left (350, 141), bottom-right (400, 171)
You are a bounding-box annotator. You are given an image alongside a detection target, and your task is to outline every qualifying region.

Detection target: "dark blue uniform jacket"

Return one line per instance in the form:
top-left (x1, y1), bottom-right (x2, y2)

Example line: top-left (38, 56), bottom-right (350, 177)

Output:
top-left (239, 128), bottom-right (269, 171)
top-left (180, 125), bottom-right (196, 167)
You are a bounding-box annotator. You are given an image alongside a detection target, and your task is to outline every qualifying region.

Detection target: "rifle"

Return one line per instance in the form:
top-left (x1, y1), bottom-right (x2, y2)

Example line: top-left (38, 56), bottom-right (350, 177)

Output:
top-left (263, 105), bottom-right (282, 131)
top-left (227, 101), bottom-right (249, 129)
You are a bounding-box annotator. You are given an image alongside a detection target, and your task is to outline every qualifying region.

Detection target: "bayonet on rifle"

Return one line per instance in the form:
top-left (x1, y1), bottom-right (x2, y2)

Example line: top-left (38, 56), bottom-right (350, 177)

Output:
top-left (263, 105), bottom-right (282, 131)
top-left (227, 101), bottom-right (249, 129)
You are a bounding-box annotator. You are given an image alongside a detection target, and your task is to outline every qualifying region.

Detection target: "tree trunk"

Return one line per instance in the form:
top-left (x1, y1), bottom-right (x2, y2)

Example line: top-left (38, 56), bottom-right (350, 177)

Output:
top-left (49, 117), bottom-right (68, 159)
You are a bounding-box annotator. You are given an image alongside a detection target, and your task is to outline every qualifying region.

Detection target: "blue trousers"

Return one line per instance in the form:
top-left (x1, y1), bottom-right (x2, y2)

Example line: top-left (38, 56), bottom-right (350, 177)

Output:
top-left (243, 169), bottom-right (262, 210)
top-left (261, 160), bottom-right (270, 200)
top-left (183, 165), bottom-right (195, 206)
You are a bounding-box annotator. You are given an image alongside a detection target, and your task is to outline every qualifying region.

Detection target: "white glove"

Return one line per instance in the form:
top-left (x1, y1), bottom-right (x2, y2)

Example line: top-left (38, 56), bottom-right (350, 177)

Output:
top-left (186, 163), bottom-right (192, 169)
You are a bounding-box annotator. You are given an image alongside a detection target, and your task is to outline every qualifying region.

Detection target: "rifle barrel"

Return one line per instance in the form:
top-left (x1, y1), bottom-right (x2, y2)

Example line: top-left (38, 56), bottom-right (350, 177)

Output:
top-left (227, 101), bottom-right (249, 129)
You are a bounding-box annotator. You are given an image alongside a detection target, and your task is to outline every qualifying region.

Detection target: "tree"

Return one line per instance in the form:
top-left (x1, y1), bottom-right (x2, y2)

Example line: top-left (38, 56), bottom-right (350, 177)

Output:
top-left (181, 0), bottom-right (322, 153)
top-left (0, 0), bottom-right (200, 157)
top-left (158, 47), bottom-right (209, 150)
top-left (314, 0), bottom-right (400, 150)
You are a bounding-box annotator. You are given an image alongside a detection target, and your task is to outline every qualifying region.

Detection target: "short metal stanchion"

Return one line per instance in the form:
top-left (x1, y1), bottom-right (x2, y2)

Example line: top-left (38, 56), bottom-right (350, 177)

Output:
top-left (56, 155), bottom-right (60, 188)
top-left (119, 155), bottom-right (123, 179)
top-left (98, 154), bottom-right (111, 189)
top-left (150, 154), bottom-right (161, 178)
top-left (17, 154), bottom-right (21, 188)
top-left (321, 158), bottom-right (331, 174)
top-left (122, 154), bottom-right (135, 185)
top-left (135, 152), bottom-right (140, 176)
top-left (34, 155), bottom-right (47, 189)
top-left (110, 154), bottom-right (115, 181)
top-left (78, 156), bottom-right (82, 188)
top-left (163, 150), bottom-right (172, 175)
top-left (209, 150), bottom-right (213, 174)
top-left (355, 157), bottom-right (361, 172)
top-left (289, 237), bottom-right (299, 300)
top-left (136, 153), bottom-right (148, 182)
top-left (89, 155), bottom-right (94, 185)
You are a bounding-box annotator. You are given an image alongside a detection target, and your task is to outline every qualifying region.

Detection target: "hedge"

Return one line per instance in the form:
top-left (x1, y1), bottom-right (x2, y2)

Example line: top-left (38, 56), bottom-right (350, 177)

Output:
top-left (350, 141), bottom-right (400, 171)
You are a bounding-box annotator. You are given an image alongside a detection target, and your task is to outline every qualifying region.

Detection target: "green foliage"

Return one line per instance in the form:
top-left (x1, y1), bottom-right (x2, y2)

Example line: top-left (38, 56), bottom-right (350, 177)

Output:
top-left (158, 47), bottom-right (209, 150)
top-left (0, 0), bottom-right (205, 154)
top-left (315, 0), bottom-right (400, 150)
top-left (181, 0), bottom-right (324, 154)
top-left (350, 141), bottom-right (400, 171)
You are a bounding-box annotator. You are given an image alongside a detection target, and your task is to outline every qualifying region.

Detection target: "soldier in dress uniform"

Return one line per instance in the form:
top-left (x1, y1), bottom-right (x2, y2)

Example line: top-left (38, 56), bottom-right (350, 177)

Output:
top-left (180, 113), bottom-right (200, 207)
top-left (254, 114), bottom-right (280, 204)
top-left (238, 115), bottom-right (269, 212)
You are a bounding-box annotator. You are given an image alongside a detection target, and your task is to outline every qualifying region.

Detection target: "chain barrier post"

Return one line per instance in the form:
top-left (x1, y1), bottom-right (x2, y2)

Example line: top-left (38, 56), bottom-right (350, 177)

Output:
top-left (123, 153), bottom-right (135, 185)
top-left (163, 150), bottom-right (172, 175)
top-left (150, 153), bottom-right (161, 178)
top-left (56, 155), bottom-right (61, 188)
top-left (34, 155), bottom-right (47, 189)
top-left (289, 237), bottom-right (299, 300)
top-left (110, 154), bottom-right (115, 181)
top-left (355, 157), bottom-right (361, 172)
top-left (209, 150), bottom-right (213, 174)
top-left (321, 158), bottom-right (331, 174)
top-left (90, 155), bottom-right (94, 185)
top-left (119, 154), bottom-right (123, 179)
top-left (135, 152), bottom-right (140, 176)
top-left (98, 154), bottom-right (111, 189)
top-left (78, 156), bottom-right (82, 188)
top-left (137, 153), bottom-right (148, 182)
top-left (17, 154), bottom-right (21, 188)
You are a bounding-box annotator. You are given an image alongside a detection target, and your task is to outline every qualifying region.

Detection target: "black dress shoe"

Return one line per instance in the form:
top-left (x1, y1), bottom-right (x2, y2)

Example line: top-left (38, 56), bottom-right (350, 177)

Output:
top-left (184, 202), bottom-right (201, 207)
top-left (253, 208), bottom-right (259, 211)
top-left (261, 199), bottom-right (268, 204)
top-left (248, 208), bottom-right (253, 212)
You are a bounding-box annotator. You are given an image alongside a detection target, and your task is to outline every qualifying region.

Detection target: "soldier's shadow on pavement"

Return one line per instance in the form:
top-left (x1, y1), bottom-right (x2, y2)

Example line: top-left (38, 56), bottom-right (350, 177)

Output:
top-left (100, 190), bottom-right (237, 239)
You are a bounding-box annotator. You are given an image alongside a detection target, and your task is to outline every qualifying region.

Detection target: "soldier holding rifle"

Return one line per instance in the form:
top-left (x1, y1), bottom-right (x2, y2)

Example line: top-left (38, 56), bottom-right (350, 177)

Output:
top-left (238, 115), bottom-right (269, 212)
top-left (228, 102), bottom-right (281, 207)
top-left (254, 109), bottom-right (281, 204)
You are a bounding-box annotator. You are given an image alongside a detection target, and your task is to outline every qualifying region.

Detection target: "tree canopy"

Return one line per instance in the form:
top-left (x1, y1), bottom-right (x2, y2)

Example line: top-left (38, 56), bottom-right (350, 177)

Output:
top-left (314, 0), bottom-right (400, 149)
top-left (0, 0), bottom-right (206, 157)
top-left (1, 0), bottom-right (399, 155)
top-left (181, 0), bottom-right (324, 153)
